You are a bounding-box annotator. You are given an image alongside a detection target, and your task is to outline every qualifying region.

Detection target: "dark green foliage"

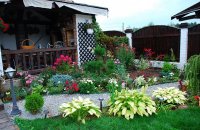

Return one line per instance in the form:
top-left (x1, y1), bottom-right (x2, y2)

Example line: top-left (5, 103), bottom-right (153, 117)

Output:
top-left (16, 107), bottom-right (200, 130)
top-left (116, 47), bottom-right (135, 69)
top-left (162, 62), bottom-right (173, 73)
top-left (78, 82), bottom-right (97, 94)
top-left (94, 45), bottom-right (106, 58)
top-left (163, 54), bottom-right (170, 62)
top-left (184, 55), bottom-right (200, 95)
top-left (113, 36), bottom-right (129, 46)
top-left (48, 84), bottom-right (64, 94)
top-left (84, 60), bottom-right (104, 75)
top-left (39, 67), bottom-right (55, 86)
top-left (25, 93), bottom-right (44, 114)
top-left (106, 59), bottom-right (115, 74)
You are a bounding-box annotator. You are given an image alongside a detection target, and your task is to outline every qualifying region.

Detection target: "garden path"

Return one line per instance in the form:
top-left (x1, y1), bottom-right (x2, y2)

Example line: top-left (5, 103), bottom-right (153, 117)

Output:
top-left (4, 82), bottom-right (179, 120)
top-left (0, 110), bottom-right (19, 130)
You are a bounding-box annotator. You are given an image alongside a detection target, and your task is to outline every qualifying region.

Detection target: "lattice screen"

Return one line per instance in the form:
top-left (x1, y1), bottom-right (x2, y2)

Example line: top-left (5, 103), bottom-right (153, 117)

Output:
top-left (78, 22), bottom-right (96, 64)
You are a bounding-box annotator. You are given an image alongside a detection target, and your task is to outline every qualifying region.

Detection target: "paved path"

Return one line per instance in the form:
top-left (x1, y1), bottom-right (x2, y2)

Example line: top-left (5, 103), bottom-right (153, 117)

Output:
top-left (0, 110), bottom-right (19, 130)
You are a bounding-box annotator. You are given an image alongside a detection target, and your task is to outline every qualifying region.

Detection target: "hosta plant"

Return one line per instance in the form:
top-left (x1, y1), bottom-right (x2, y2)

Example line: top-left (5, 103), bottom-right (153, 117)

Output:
top-left (153, 87), bottom-right (187, 105)
top-left (59, 97), bottom-right (101, 124)
top-left (108, 89), bottom-right (156, 120)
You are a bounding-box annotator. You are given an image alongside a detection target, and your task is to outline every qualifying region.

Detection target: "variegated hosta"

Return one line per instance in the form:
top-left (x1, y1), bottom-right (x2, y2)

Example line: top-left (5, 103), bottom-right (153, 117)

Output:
top-left (108, 89), bottom-right (156, 120)
top-left (152, 87), bottom-right (187, 105)
top-left (59, 96), bottom-right (101, 124)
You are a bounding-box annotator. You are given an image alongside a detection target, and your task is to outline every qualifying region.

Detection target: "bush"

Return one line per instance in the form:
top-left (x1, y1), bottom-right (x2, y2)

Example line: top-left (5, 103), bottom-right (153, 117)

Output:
top-left (78, 78), bottom-right (97, 94)
top-left (108, 89), bottom-right (156, 120)
top-left (25, 93), bottom-right (44, 114)
top-left (49, 74), bottom-right (73, 86)
top-left (84, 60), bottom-right (104, 75)
top-left (162, 62), bottom-right (173, 73)
top-left (135, 57), bottom-right (150, 70)
top-left (59, 96), bottom-right (101, 124)
top-left (116, 47), bottom-right (135, 69)
top-left (153, 87), bottom-right (187, 105)
top-left (106, 59), bottom-right (115, 74)
top-left (184, 55), bottom-right (200, 95)
top-left (94, 45), bottom-right (106, 58)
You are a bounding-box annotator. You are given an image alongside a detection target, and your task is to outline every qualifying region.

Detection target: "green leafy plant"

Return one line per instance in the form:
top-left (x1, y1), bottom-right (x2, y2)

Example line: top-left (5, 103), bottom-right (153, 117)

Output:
top-left (108, 89), bottom-right (156, 120)
top-left (135, 57), bottom-right (150, 70)
top-left (116, 47), bottom-right (135, 69)
top-left (31, 85), bottom-right (45, 94)
top-left (84, 60), bottom-right (104, 75)
top-left (59, 96), bottom-right (101, 124)
top-left (105, 59), bottom-right (115, 74)
top-left (25, 93), bottom-right (44, 114)
top-left (106, 78), bottom-right (121, 101)
top-left (78, 78), bottom-right (97, 94)
top-left (153, 87), bottom-right (187, 105)
top-left (184, 55), bottom-right (200, 96)
top-left (94, 45), bottom-right (106, 58)
top-left (162, 62), bottom-right (173, 73)
top-left (134, 75), bottom-right (147, 88)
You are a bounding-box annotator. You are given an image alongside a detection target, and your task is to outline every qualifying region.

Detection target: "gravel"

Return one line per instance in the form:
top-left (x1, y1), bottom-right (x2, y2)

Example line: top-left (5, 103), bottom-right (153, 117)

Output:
top-left (4, 82), bottom-right (179, 120)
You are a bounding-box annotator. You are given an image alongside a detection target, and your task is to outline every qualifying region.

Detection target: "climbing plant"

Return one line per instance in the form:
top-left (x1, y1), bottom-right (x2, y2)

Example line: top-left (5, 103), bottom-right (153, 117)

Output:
top-left (184, 55), bottom-right (200, 95)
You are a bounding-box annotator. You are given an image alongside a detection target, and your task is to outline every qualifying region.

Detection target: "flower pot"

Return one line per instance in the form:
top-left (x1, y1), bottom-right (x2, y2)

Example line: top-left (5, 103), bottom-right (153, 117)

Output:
top-left (87, 28), bottom-right (94, 34)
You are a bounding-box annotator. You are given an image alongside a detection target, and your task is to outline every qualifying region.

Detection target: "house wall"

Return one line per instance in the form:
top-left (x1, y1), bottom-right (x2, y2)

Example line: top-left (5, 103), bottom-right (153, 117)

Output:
top-left (0, 33), bottom-right (17, 50)
top-left (28, 25), bottom-right (50, 48)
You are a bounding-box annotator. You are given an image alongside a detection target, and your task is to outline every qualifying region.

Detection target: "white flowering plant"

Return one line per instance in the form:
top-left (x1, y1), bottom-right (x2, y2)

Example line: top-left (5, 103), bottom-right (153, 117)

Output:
top-left (59, 96), bottom-right (101, 124)
top-left (153, 87), bottom-right (187, 109)
top-left (106, 78), bottom-right (121, 101)
top-left (134, 75), bottom-right (148, 88)
top-left (78, 78), bottom-right (97, 94)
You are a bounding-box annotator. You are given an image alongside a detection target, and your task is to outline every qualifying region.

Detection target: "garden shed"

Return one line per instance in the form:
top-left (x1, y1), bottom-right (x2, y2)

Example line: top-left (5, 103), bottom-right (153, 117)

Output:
top-left (0, 0), bottom-right (108, 75)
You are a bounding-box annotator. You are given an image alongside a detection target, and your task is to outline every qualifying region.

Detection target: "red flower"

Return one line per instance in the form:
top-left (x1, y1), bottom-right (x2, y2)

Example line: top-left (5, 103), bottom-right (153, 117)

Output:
top-left (72, 82), bottom-right (79, 92)
top-left (65, 80), bottom-right (69, 85)
top-left (194, 96), bottom-right (199, 101)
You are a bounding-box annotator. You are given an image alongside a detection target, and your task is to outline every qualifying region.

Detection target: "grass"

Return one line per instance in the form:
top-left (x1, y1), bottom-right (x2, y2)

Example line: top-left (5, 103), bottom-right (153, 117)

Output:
top-left (15, 107), bottom-right (200, 130)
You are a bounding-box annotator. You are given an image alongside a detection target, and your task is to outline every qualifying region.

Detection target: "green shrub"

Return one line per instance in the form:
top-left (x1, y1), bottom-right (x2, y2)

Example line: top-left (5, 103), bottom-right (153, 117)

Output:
top-left (162, 62), bottom-right (173, 73)
top-left (113, 36), bottom-right (129, 46)
top-left (184, 55), bottom-right (200, 95)
top-left (106, 59), bottom-right (115, 74)
top-left (116, 47), bottom-right (135, 69)
top-left (48, 84), bottom-right (64, 94)
top-left (50, 74), bottom-right (72, 86)
top-left (84, 60), bottom-right (104, 74)
top-left (25, 93), bottom-right (44, 114)
top-left (78, 78), bottom-right (97, 94)
top-left (135, 57), bottom-right (150, 70)
top-left (59, 96), bottom-right (101, 124)
top-left (94, 45), bottom-right (106, 58)
top-left (108, 89), bottom-right (156, 120)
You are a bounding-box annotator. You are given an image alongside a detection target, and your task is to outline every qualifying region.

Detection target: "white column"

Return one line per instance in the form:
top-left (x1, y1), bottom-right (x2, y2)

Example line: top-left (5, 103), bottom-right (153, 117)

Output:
top-left (0, 46), bottom-right (4, 76)
top-left (179, 25), bottom-right (188, 70)
top-left (125, 29), bottom-right (133, 48)
top-left (126, 33), bottom-right (132, 48)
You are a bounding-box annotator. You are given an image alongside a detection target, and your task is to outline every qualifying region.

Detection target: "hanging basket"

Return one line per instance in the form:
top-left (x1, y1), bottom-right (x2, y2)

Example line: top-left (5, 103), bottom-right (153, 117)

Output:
top-left (21, 39), bottom-right (35, 50)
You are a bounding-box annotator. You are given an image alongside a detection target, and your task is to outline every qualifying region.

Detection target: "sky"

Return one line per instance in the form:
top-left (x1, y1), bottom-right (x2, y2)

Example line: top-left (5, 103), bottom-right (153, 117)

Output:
top-left (75, 0), bottom-right (200, 31)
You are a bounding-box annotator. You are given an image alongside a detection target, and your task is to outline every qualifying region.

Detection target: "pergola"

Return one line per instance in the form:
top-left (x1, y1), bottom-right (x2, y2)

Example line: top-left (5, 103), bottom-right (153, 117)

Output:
top-left (171, 2), bottom-right (200, 21)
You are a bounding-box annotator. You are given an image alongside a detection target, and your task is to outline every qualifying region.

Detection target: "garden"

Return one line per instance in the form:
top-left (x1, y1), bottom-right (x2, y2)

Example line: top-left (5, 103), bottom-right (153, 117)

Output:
top-left (1, 21), bottom-right (200, 130)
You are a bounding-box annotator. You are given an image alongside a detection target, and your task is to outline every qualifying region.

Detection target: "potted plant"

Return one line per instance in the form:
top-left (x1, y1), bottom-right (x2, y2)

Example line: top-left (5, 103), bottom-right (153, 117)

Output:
top-left (85, 23), bottom-right (94, 34)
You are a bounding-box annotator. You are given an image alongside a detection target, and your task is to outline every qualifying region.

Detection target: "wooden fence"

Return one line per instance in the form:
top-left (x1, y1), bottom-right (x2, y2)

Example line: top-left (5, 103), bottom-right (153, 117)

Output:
top-left (103, 30), bottom-right (126, 37)
top-left (188, 24), bottom-right (200, 59)
top-left (2, 47), bottom-right (77, 74)
top-left (132, 25), bottom-right (180, 61)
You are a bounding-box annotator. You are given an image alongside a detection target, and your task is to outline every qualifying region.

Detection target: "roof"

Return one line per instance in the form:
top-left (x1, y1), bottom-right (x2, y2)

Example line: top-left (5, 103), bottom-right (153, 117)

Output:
top-left (23, 0), bottom-right (108, 16)
top-left (171, 2), bottom-right (200, 21)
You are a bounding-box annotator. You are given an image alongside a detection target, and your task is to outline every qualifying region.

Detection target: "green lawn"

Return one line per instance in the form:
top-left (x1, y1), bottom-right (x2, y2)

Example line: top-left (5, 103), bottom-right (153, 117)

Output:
top-left (15, 107), bottom-right (200, 130)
